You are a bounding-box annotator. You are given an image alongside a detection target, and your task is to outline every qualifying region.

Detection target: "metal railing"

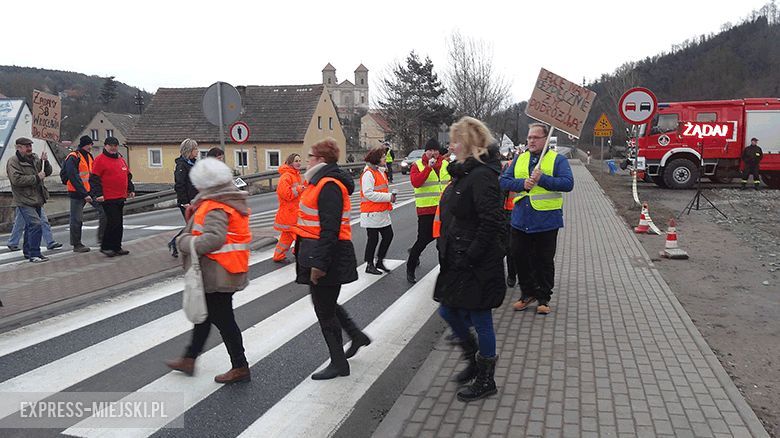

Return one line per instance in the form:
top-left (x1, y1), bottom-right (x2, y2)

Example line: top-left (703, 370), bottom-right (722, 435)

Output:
top-left (43, 162), bottom-right (369, 224)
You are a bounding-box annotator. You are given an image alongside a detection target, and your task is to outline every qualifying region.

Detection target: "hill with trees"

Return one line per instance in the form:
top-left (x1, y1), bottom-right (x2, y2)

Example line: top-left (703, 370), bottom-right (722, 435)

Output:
top-left (0, 66), bottom-right (152, 141)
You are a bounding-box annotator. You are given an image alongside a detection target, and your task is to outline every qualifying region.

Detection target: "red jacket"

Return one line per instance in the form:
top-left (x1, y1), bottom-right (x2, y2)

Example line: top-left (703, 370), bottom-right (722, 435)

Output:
top-left (90, 151), bottom-right (134, 201)
top-left (410, 155), bottom-right (445, 216)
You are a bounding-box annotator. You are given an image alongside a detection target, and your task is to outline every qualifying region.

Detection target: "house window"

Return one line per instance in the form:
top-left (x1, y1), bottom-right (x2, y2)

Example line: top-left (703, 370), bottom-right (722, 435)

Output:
top-left (360, 95), bottom-right (365, 104)
top-left (91, 129), bottom-right (99, 141)
top-left (199, 149), bottom-right (208, 159)
top-left (266, 149), bottom-right (281, 170)
top-left (318, 116), bottom-right (322, 129)
top-left (235, 150), bottom-right (248, 167)
top-left (148, 148), bottom-right (162, 167)
top-left (106, 129), bottom-right (114, 138)
top-left (329, 117), bottom-right (333, 130)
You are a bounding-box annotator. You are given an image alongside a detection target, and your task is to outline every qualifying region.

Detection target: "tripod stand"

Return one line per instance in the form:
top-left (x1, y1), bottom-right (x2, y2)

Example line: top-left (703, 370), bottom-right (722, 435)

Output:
top-left (679, 142), bottom-right (727, 219)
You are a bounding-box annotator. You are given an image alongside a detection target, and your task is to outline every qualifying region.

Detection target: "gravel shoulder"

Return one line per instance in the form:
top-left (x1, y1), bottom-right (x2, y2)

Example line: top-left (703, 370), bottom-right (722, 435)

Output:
top-left (584, 159), bottom-right (780, 437)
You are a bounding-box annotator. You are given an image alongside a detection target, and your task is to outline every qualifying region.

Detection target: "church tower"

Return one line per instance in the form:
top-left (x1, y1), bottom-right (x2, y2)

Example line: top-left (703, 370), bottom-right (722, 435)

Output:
top-left (354, 64), bottom-right (369, 109)
top-left (322, 63), bottom-right (337, 86)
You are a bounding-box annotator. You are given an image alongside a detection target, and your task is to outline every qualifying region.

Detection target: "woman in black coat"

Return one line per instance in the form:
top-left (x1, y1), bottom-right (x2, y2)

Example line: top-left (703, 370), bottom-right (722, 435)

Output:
top-left (169, 139), bottom-right (200, 257)
top-left (434, 116), bottom-right (506, 403)
top-left (294, 138), bottom-right (370, 380)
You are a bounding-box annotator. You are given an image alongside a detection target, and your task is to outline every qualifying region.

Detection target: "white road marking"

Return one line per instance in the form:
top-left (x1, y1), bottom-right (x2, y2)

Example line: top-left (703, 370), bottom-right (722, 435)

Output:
top-left (64, 260), bottom-right (405, 437)
top-left (0, 247), bottom-right (276, 359)
top-left (142, 225), bottom-right (182, 231)
top-left (239, 267), bottom-right (439, 438)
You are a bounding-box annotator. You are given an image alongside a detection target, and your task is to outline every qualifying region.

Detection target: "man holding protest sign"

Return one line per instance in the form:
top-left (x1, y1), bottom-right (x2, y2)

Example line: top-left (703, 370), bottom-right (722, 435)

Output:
top-left (500, 69), bottom-right (592, 314)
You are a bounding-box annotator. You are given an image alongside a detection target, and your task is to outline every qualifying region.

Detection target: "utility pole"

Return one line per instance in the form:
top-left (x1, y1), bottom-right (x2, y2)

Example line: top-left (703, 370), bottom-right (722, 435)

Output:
top-left (133, 90), bottom-right (145, 115)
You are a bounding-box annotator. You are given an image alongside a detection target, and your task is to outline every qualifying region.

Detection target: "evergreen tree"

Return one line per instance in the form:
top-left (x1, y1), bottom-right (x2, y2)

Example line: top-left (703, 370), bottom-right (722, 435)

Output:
top-left (100, 76), bottom-right (118, 106)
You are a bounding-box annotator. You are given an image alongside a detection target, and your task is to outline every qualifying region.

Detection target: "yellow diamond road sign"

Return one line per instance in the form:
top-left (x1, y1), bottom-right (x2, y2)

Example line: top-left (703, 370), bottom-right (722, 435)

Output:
top-left (594, 113), bottom-right (613, 137)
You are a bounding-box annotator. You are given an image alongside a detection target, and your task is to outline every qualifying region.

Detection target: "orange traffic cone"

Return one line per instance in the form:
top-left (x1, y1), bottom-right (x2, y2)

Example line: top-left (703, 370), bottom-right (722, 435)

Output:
top-left (660, 218), bottom-right (689, 259)
top-left (634, 203), bottom-right (651, 233)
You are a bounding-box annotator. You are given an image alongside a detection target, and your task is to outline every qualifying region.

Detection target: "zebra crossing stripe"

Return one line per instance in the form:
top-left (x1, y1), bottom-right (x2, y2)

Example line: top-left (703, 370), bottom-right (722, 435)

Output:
top-left (0, 262), bottom-right (298, 422)
top-left (238, 267), bottom-right (439, 438)
top-left (64, 260), bottom-right (405, 437)
top-left (0, 247), bottom-right (277, 359)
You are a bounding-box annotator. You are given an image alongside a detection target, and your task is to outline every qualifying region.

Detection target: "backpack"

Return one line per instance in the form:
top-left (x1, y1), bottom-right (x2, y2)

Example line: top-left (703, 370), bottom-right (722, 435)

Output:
top-left (60, 152), bottom-right (79, 185)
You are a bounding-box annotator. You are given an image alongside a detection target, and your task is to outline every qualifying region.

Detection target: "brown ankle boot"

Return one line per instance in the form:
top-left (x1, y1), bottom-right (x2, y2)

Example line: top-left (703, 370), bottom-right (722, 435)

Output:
top-left (165, 357), bottom-right (195, 376)
top-left (214, 366), bottom-right (251, 384)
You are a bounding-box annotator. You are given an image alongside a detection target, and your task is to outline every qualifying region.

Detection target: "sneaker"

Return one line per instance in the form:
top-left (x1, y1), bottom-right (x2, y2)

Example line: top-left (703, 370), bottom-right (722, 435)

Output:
top-left (512, 297), bottom-right (537, 311)
top-left (115, 249), bottom-right (130, 256)
top-left (7, 245), bottom-right (20, 251)
top-left (29, 256), bottom-right (49, 263)
top-left (73, 245), bottom-right (91, 253)
top-left (536, 304), bottom-right (551, 315)
top-left (100, 249), bottom-right (117, 257)
top-left (47, 242), bottom-right (63, 250)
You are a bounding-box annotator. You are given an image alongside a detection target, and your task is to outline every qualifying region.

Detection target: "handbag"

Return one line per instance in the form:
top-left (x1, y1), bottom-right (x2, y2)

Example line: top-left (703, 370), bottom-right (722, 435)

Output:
top-left (182, 237), bottom-right (208, 324)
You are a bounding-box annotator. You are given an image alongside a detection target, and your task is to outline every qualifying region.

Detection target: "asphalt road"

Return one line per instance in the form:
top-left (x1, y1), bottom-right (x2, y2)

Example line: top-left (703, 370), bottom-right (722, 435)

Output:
top-left (0, 173), bottom-right (449, 437)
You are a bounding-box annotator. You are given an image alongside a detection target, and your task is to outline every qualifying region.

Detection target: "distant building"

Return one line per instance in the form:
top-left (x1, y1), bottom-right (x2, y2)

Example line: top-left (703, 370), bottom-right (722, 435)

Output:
top-left (360, 111), bottom-right (391, 150)
top-left (0, 98), bottom-right (62, 184)
top-left (126, 84), bottom-right (345, 184)
top-left (322, 63), bottom-right (369, 118)
top-left (75, 111), bottom-right (139, 157)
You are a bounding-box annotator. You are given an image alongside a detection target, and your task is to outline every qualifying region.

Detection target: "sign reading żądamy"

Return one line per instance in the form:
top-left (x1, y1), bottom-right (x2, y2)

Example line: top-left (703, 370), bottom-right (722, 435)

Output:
top-left (31, 90), bottom-right (61, 142)
top-left (526, 68), bottom-right (596, 138)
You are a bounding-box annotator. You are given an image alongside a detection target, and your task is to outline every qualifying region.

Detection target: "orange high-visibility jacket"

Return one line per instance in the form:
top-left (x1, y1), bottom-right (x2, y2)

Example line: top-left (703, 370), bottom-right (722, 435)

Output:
top-left (360, 166), bottom-right (392, 213)
top-left (293, 177), bottom-right (352, 241)
top-left (274, 164), bottom-right (305, 232)
top-left (192, 200), bottom-right (251, 274)
top-left (66, 151), bottom-right (94, 193)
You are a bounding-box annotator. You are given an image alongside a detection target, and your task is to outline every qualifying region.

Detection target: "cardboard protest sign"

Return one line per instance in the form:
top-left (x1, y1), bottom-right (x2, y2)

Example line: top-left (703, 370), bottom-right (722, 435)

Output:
top-left (31, 89), bottom-right (61, 142)
top-left (526, 68), bottom-right (596, 138)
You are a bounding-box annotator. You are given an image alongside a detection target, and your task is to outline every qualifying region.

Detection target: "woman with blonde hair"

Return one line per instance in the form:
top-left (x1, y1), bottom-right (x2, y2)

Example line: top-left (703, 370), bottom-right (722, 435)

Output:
top-left (359, 146), bottom-right (396, 274)
top-left (169, 138), bottom-right (200, 257)
top-left (434, 116), bottom-right (505, 402)
top-left (273, 153), bottom-right (304, 263)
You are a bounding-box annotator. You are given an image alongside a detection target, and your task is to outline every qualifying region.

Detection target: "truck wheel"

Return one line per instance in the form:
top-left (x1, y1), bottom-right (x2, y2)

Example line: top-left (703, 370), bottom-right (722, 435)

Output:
top-left (761, 173), bottom-right (780, 189)
top-left (663, 159), bottom-right (699, 189)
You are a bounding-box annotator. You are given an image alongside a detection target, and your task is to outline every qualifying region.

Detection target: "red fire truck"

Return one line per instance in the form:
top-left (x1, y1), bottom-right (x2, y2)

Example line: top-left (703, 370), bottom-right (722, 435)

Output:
top-left (635, 98), bottom-right (780, 189)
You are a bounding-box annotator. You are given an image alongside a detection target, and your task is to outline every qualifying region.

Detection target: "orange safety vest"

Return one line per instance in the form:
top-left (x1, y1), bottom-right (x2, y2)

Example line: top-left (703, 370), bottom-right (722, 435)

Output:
top-left (274, 164), bottom-right (305, 231)
top-left (360, 167), bottom-right (392, 213)
top-left (192, 200), bottom-right (251, 274)
top-left (293, 177), bottom-right (352, 241)
top-left (432, 205), bottom-right (441, 238)
top-left (66, 151), bottom-right (93, 193)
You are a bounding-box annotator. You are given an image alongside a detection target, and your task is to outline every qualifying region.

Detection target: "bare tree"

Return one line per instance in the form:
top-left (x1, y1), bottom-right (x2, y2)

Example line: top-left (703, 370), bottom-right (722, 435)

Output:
top-left (444, 32), bottom-right (511, 121)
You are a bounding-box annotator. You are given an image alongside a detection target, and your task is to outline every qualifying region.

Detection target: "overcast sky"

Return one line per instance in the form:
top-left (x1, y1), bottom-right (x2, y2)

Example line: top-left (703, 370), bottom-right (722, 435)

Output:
top-left (3, 0), bottom-right (771, 104)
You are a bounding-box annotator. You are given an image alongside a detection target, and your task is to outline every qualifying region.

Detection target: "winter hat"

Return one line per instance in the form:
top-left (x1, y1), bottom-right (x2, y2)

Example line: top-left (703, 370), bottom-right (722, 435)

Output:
top-left (424, 138), bottom-right (440, 151)
top-left (190, 157), bottom-right (233, 190)
top-left (78, 135), bottom-right (93, 148)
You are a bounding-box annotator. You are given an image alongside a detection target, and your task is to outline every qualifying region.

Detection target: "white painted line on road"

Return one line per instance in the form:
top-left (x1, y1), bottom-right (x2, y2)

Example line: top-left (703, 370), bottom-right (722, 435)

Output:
top-left (238, 267), bottom-right (439, 438)
top-left (143, 225), bottom-right (182, 231)
top-left (0, 247), bottom-right (276, 359)
top-left (122, 224), bottom-right (146, 230)
top-left (0, 258), bottom-right (297, 421)
top-left (65, 260), bottom-right (405, 438)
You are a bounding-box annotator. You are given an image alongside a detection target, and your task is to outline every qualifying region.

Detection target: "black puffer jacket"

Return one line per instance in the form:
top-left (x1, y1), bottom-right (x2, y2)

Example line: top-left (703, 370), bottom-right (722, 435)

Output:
top-left (434, 147), bottom-right (507, 309)
top-left (295, 163), bottom-right (359, 286)
top-left (174, 156), bottom-right (198, 206)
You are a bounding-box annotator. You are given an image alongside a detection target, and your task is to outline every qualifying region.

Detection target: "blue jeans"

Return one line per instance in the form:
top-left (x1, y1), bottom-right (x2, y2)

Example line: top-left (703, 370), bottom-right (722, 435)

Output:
top-left (438, 305), bottom-right (496, 358)
top-left (8, 207), bottom-right (54, 247)
top-left (17, 206), bottom-right (44, 259)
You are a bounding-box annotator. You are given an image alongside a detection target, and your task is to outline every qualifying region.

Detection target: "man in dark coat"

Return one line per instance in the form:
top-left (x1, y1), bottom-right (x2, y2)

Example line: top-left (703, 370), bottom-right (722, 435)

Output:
top-left (294, 138), bottom-right (369, 381)
top-left (741, 137), bottom-right (763, 190)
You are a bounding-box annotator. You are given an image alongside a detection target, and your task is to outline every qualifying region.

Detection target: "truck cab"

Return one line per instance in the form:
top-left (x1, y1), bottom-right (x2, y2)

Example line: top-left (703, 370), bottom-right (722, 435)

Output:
top-left (636, 98), bottom-right (780, 189)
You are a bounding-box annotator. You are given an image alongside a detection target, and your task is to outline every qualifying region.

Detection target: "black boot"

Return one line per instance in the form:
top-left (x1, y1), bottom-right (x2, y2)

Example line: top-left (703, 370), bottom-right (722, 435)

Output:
top-left (452, 335), bottom-right (478, 384)
top-left (457, 353), bottom-right (498, 402)
top-left (336, 306), bottom-right (371, 359)
top-left (376, 259), bottom-right (390, 273)
top-left (365, 261), bottom-right (382, 275)
top-left (312, 324), bottom-right (350, 380)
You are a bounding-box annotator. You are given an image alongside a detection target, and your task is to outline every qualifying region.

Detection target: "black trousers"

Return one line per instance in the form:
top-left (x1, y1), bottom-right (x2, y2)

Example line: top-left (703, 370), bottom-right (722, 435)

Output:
top-left (364, 225), bottom-right (394, 263)
top-left (101, 200), bottom-right (125, 252)
top-left (505, 211), bottom-right (516, 281)
top-left (511, 227), bottom-right (558, 304)
top-left (741, 164), bottom-right (760, 184)
top-left (408, 214), bottom-right (435, 263)
top-left (386, 165), bottom-right (394, 183)
top-left (185, 292), bottom-right (247, 369)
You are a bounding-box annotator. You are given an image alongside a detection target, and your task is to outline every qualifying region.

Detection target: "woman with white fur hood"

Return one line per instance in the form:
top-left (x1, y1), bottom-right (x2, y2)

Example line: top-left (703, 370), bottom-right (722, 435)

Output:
top-left (165, 157), bottom-right (253, 384)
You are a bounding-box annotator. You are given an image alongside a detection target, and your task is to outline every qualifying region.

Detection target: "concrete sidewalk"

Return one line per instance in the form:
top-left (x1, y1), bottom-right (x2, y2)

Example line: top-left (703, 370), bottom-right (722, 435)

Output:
top-left (0, 226), bottom-right (277, 331)
top-left (375, 160), bottom-right (768, 438)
